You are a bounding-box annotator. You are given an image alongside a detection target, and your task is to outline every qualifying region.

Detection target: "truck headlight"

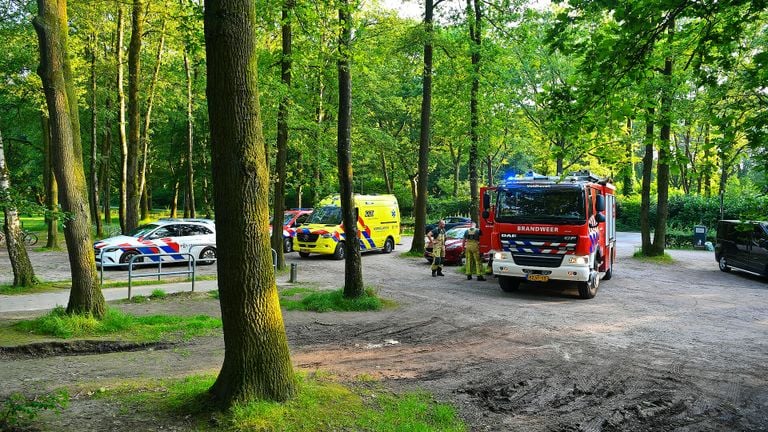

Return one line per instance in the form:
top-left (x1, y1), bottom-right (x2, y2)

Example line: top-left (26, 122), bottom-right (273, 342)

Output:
top-left (567, 255), bottom-right (589, 265)
top-left (494, 251), bottom-right (510, 260)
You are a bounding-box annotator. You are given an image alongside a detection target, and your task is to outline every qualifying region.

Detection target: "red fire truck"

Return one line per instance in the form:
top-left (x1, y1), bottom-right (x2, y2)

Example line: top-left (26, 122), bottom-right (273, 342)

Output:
top-left (479, 171), bottom-right (616, 299)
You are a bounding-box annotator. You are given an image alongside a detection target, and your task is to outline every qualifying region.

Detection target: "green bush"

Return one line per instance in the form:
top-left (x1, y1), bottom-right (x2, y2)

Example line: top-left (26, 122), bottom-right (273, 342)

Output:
top-left (0, 390), bottom-right (69, 429)
top-left (427, 197), bottom-right (472, 221)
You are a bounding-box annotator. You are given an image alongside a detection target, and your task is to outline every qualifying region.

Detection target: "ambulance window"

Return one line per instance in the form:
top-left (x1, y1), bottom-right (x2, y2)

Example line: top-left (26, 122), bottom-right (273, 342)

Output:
top-left (295, 214), bottom-right (309, 226)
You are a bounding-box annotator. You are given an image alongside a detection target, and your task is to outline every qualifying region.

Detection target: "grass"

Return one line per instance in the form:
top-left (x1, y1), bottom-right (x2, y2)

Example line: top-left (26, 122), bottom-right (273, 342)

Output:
top-left (632, 250), bottom-right (675, 264)
top-left (95, 372), bottom-right (466, 432)
top-left (399, 250), bottom-right (425, 259)
top-left (280, 287), bottom-right (389, 312)
top-left (13, 306), bottom-right (221, 341)
top-left (0, 281), bottom-right (67, 296)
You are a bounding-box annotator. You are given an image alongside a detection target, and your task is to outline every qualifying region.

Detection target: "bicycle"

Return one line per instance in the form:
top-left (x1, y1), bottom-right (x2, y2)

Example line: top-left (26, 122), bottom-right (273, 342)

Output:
top-left (0, 228), bottom-right (38, 246)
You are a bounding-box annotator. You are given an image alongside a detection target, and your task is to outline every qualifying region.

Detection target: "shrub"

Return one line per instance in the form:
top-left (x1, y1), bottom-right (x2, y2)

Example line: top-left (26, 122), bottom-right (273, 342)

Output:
top-left (0, 390), bottom-right (69, 429)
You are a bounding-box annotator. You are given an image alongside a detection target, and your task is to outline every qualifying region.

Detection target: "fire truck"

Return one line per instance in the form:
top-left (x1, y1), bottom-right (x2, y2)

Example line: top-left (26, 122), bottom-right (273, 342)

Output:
top-left (479, 171), bottom-right (616, 299)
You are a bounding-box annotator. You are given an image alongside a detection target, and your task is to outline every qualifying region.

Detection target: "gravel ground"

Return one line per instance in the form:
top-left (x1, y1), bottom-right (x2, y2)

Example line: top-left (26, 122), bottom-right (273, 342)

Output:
top-left (1, 233), bottom-right (767, 431)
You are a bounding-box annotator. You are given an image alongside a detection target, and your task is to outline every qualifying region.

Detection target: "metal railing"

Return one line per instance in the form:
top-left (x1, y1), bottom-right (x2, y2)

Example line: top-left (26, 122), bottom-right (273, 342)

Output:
top-left (127, 252), bottom-right (197, 300)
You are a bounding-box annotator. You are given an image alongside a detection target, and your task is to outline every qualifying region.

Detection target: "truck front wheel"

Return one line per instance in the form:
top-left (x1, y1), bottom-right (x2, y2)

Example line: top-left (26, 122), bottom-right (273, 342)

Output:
top-left (499, 276), bottom-right (520, 293)
top-left (578, 270), bottom-right (599, 299)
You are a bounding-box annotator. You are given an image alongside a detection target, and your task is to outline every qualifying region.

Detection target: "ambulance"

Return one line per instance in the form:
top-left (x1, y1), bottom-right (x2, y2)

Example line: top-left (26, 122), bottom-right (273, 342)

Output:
top-left (293, 194), bottom-right (401, 260)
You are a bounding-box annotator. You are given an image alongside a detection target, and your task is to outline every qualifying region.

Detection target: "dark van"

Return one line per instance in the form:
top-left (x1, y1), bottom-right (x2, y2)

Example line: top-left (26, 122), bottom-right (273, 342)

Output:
top-left (715, 220), bottom-right (768, 277)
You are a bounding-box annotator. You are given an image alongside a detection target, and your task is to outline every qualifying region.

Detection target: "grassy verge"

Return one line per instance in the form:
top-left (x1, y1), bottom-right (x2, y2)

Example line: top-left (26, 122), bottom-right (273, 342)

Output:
top-left (101, 274), bottom-right (218, 289)
top-left (0, 281), bottom-right (68, 296)
top-left (12, 306), bottom-right (221, 341)
top-left (399, 250), bottom-right (425, 259)
top-left (280, 287), bottom-right (391, 312)
top-left (94, 372), bottom-right (466, 432)
top-left (632, 251), bottom-right (674, 264)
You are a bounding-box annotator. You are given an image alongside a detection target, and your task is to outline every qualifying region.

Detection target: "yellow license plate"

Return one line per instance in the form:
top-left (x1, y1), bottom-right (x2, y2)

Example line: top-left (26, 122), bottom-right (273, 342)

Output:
top-left (527, 274), bottom-right (549, 282)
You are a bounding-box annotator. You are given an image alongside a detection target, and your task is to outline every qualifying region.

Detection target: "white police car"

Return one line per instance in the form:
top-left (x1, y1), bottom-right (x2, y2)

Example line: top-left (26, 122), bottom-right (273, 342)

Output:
top-left (94, 218), bottom-right (216, 267)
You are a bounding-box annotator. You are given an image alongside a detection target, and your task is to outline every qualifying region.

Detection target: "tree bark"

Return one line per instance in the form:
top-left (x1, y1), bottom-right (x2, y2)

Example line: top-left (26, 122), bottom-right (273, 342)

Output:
top-left (621, 117), bottom-right (634, 196)
top-left (467, 0), bottom-right (480, 223)
top-left (34, 0), bottom-right (106, 318)
top-left (100, 95), bottom-right (112, 226)
top-left (204, 0), bottom-right (296, 406)
top-left (116, 0), bottom-right (128, 233)
top-left (89, 31), bottom-right (103, 237)
top-left (271, 0), bottom-right (292, 270)
top-left (640, 109), bottom-right (654, 253)
top-left (125, 0), bottom-right (144, 232)
top-left (651, 26), bottom-right (674, 257)
top-left (703, 123), bottom-right (711, 198)
top-left (42, 113), bottom-right (59, 249)
top-left (411, 0), bottom-right (436, 254)
top-left (337, 0), bottom-right (364, 298)
top-left (184, 50), bottom-right (196, 218)
top-left (0, 131), bottom-right (38, 287)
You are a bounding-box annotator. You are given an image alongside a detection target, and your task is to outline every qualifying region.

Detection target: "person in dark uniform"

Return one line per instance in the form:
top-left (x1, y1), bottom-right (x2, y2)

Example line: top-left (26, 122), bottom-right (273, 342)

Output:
top-left (463, 222), bottom-right (485, 281)
top-left (427, 220), bottom-right (446, 277)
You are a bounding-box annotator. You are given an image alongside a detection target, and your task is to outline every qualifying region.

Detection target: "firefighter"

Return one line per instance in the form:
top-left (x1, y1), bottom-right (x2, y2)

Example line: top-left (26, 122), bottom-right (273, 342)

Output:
top-left (427, 220), bottom-right (446, 277)
top-left (463, 222), bottom-right (485, 281)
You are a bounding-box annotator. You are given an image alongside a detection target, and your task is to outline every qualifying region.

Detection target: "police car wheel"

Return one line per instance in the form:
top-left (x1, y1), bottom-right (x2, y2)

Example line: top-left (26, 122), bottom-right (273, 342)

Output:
top-left (284, 238), bottom-right (293, 253)
top-left (333, 243), bottom-right (345, 260)
top-left (199, 247), bottom-right (216, 265)
top-left (120, 250), bottom-right (142, 266)
top-left (382, 238), bottom-right (394, 254)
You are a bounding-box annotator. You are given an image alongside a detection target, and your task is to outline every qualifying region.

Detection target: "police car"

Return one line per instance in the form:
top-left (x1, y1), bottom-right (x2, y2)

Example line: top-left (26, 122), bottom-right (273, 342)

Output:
top-left (94, 218), bottom-right (216, 267)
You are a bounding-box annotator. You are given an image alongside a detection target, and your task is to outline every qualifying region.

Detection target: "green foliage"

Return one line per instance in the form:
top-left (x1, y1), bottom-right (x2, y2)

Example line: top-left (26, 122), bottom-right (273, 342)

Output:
top-left (150, 289), bottom-right (167, 299)
top-left (14, 306), bottom-right (221, 341)
top-left (280, 288), bottom-right (385, 312)
top-left (427, 197), bottom-right (472, 221)
top-left (0, 390), bottom-right (69, 430)
top-left (98, 373), bottom-right (466, 432)
top-left (0, 280), bottom-right (68, 295)
top-left (632, 251), bottom-right (674, 264)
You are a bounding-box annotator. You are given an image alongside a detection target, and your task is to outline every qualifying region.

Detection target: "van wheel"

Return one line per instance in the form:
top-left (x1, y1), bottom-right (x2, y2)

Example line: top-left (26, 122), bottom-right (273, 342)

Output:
top-left (381, 237), bottom-right (394, 254)
top-left (499, 276), bottom-right (520, 293)
top-left (299, 251), bottom-right (310, 258)
top-left (283, 238), bottom-right (293, 253)
top-left (718, 256), bottom-right (731, 272)
top-left (333, 242), bottom-right (345, 260)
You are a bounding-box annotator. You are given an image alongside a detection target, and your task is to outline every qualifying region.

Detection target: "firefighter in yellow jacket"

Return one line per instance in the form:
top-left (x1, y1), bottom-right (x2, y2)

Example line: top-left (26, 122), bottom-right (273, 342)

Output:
top-left (427, 220), bottom-right (446, 277)
top-left (463, 222), bottom-right (485, 281)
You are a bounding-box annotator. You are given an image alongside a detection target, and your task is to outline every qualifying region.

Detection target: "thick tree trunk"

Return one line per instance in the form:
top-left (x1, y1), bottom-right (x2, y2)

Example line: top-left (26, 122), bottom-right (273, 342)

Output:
top-left (100, 99), bottom-right (112, 226)
top-left (1, 131), bottom-right (38, 287)
top-left (467, 0), bottom-right (480, 223)
top-left (411, 0), bottom-right (435, 253)
top-left (703, 124), bottom-right (711, 198)
top-left (621, 117), bottom-right (634, 196)
top-left (125, 0), bottom-right (143, 232)
top-left (42, 113), bottom-right (59, 249)
top-left (204, 0), bottom-right (295, 406)
top-left (89, 32), bottom-right (103, 237)
top-left (34, 0), bottom-right (106, 318)
top-left (337, 0), bottom-right (364, 298)
top-left (184, 50), bottom-right (196, 218)
top-left (116, 1), bottom-right (128, 233)
top-left (640, 109), bottom-right (654, 254)
top-left (139, 17), bottom-right (167, 222)
top-left (271, 0), bottom-right (292, 270)
top-left (651, 42), bottom-right (674, 257)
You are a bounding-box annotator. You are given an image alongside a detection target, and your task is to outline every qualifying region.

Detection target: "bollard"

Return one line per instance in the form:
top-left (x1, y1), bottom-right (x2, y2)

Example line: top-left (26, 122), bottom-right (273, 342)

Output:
top-left (289, 263), bottom-right (298, 283)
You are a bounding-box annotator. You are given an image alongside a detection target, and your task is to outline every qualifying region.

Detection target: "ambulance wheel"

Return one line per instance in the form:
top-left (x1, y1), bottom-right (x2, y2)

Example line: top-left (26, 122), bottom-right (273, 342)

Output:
top-left (382, 237), bottom-right (394, 254)
top-left (120, 250), bottom-right (142, 266)
top-left (199, 247), bottom-right (216, 265)
top-left (283, 238), bottom-right (293, 253)
top-left (578, 270), bottom-right (599, 299)
top-left (333, 243), bottom-right (345, 260)
top-left (499, 276), bottom-right (520, 293)
top-left (299, 252), bottom-right (311, 258)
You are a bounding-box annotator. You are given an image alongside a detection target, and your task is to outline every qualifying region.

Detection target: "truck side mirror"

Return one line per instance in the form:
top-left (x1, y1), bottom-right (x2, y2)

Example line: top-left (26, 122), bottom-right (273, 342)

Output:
top-left (596, 194), bottom-right (605, 212)
top-left (596, 213), bottom-right (606, 223)
top-left (482, 210), bottom-right (490, 219)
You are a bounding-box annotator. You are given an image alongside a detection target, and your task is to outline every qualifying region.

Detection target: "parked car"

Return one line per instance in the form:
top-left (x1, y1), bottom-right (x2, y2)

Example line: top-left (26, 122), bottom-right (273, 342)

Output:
top-left (715, 220), bottom-right (768, 277)
top-left (425, 216), bottom-right (473, 234)
top-left (270, 208), bottom-right (313, 253)
top-left (424, 226), bottom-right (471, 265)
top-left (94, 218), bottom-right (216, 267)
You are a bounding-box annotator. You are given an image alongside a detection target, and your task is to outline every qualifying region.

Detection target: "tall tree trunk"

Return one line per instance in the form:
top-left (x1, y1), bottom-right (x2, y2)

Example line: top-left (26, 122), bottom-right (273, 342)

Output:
top-left (555, 137), bottom-right (565, 175)
top-left (184, 50), bottom-right (196, 218)
top-left (34, 0), bottom-right (106, 318)
top-left (116, 0), bottom-right (128, 233)
top-left (125, 0), bottom-right (143, 232)
top-left (703, 123), bottom-right (711, 198)
top-left (379, 148), bottom-right (392, 194)
top-left (89, 32), bottom-right (103, 237)
top-left (0, 131), bottom-right (38, 287)
top-left (467, 0), bottom-right (480, 223)
top-left (204, 0), bottom-right (296, 406)
top-left (411, 0), bottom-right (437, 253)
top-left (621, 117), bottom-right (634, 196)
top-left (640, 109), bottom-right (654, 254)
top-left (271, 0), bottom-right (292, 270)
top-left (651, 27), bottom-right (674, 257)
top-left (42, 113), bottom-right (59, 248)
top-left (139, 17), bottom-right (167, 222)
top-left (100, 96), bottom-right (112, 226)
top-left (337, 0), bottom-right (363, 297)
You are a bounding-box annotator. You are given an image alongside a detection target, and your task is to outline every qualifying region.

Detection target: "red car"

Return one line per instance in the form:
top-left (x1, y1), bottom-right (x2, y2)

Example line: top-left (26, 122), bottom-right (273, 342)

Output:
top-left (424, 226), bottom-right (471, 265)
top-left (271, 209), bottom-right (313, 252)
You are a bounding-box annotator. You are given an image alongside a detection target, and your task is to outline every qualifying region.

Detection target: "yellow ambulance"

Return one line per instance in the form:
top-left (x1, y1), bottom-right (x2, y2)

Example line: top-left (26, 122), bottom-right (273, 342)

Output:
top-left (293, 194), bottom-right (401, 260)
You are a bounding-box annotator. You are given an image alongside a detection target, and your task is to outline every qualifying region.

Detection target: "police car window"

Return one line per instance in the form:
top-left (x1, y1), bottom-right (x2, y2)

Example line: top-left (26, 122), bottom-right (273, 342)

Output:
top-left (187, 225), bottom-right (212, 235)
top-left (149, 226), bottom-right (176, 239)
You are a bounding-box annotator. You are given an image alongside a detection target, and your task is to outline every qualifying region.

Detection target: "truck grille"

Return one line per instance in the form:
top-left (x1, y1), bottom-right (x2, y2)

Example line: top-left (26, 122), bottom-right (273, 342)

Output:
top-left (513, 254), bottom-right (564, 268)
top-left (501, 234), bottom-right (576, 255)
top-left (297, 233), bottom-right (319, 242)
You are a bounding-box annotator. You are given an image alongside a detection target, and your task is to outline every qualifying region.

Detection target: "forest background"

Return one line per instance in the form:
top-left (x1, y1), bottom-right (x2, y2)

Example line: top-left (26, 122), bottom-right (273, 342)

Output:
top-left (1, 0), bottom-right (766, 244)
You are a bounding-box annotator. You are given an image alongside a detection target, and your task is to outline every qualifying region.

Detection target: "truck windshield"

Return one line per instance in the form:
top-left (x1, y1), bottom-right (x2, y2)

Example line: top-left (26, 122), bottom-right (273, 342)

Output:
top-left (495, 186), bottom-right (586, 224)
top-left (307, 206), bottom-right (342, 225)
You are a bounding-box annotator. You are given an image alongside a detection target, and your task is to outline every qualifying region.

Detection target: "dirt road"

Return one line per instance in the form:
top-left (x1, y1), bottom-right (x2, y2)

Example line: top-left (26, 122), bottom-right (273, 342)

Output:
top-left (1, 234), bottom-right (767, 431)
